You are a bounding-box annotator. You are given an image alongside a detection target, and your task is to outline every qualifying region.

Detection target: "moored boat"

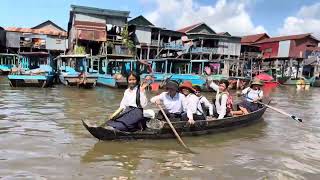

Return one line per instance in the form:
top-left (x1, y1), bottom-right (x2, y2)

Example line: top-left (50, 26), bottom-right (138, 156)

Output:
top-left (7, 52), bottom-right (55, 88)
top-left (82, 105), bottom-right (267, 140)
top-left (97, 58), bottom-right (137, 88)
top-left (140, 58), bottom-right (207, 90)
top-left (56, 54), bottom-right (98, 88)
top-left (0, 53), bottom-right (20, 75)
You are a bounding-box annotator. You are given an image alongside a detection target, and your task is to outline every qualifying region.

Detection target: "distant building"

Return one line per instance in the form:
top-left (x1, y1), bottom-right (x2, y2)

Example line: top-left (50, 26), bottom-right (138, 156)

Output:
top-left (128, 15), bottom-right (185, 60)
top-left (67, 5), bottom-right (130, 56)
top-left (254, 33), bottom-right (319, 60)
top-left (5, 20), bottom-right (67, 55)
top-left (0, 26), bottom-right (6, 52)
top-left (177, 22), bottom-right (242, 60)
top-left (250, 33), bottom-right (320, 79)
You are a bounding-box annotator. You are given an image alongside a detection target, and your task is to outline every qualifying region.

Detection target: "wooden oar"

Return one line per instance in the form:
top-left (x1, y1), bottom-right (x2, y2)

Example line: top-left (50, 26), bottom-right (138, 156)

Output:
top-left (156, 104), bottom-right (193, 152)
top-left (100, 107), bottom-right (124, 127)
top-left (257, 101), bottom-right (302, 123)
top-left (244, 96), bottom-right (302, 123)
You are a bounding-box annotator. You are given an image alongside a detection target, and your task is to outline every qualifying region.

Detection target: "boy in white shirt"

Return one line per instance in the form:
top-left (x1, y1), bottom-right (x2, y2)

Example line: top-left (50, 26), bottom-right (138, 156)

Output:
top-left (193, 86), bottom-right (214, 117)
top-left (150, 80), bottom-right (185, 121)
top-left (209, 80), bottom-right (231, 119)
top-left (179, 81), bottom-right (205, 125)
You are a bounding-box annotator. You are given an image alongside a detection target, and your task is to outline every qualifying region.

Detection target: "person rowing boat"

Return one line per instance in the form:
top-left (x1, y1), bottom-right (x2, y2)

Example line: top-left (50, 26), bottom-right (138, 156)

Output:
top-left (150, 80), bottom-right (184, 121)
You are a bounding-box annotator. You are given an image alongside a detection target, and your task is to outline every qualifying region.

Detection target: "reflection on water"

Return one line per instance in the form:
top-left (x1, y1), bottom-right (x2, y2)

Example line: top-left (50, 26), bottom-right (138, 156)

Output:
top-left (0, 77), bottom-right (320, 179)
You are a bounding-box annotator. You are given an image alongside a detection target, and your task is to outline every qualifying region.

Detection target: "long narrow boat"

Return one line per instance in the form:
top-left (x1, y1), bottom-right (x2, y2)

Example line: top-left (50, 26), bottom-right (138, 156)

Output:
top-left (0, 53), bottom-right (19, 75)
top-left (8, 52), bottom-right (55, 88)
top-left (140, 58), bottom-right (207, 90)
top-left (82, 105), bottom-right (267, 140)
top-left (96, 58), bottom-right (137, 88)
top-left (56, 54), bottom-right (98, 88)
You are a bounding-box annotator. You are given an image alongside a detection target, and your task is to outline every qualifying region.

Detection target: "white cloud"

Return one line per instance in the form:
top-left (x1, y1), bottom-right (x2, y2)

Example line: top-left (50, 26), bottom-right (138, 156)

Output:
top-left (143, 0), bottom-right (266, 36)
top-left (279, 3), bottom-right (320, 39)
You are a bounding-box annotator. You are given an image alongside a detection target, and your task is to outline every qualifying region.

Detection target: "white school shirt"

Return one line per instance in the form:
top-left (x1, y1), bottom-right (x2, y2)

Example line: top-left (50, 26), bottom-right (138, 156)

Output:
top-left (209, 82), bottom-right (228, 119)
top-left (199, 96), bottom-right (214, 116)
top-left (119, 86), bottom-right (148, 109)
top-left (150, 92), bottom-right (184, 114)
top-left (242, 87), bottom-right (263, 102)
top-left (183, 93), bottom-right (203, 120)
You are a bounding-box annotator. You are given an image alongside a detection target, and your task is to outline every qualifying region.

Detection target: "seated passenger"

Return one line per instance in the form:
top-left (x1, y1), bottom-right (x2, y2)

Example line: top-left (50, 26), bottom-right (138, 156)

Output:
top-left (179, 81), bottom-right (205, 124)
top-left (193, 86), bottom-right (214, 117)
top-left (209, 80), bottom-right (233, 119)
top-left (231, 79), bottom-right (264, 116)
top-left (106, 71), bottom-right (148, 132)
top-left (150, 80), bottom-right (184, 121)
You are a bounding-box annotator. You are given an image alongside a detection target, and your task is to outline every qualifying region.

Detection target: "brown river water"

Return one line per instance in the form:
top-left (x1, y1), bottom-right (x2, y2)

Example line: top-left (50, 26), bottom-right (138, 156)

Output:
top-left (0, 77), bottom-right (319, 180)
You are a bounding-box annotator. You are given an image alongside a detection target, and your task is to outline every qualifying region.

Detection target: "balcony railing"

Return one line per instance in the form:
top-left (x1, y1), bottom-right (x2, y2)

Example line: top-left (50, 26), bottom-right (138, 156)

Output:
top-left (163, 43), bottom-right (184, 50)
top-left (151, 40), bottom-right (159, 46)
top-left (190, 47), bottom-right (218, 54)
top-left (108, 45), bottom-right (132, 56)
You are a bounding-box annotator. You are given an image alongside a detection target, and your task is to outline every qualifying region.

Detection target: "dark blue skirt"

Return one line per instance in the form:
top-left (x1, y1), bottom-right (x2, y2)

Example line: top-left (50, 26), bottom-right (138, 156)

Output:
top-left (238, 100), bottom-right (260, 112)
top-left (107, 107), bottom-right (144, 132)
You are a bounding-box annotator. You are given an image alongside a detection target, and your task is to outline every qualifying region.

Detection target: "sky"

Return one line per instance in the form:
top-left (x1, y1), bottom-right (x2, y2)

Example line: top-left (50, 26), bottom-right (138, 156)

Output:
top-left (0, 0), bottom-right (320, 38)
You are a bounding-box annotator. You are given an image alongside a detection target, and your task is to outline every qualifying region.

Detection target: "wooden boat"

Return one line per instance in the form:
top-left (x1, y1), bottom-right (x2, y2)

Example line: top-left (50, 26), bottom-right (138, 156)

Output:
top-left (140, 58), bottom-right (207, 90)
top-left (56, 54), bottom-right (98, 88)
top-left (0, 53), bottom-right (19, 75)
top-left (82, 106), bottom-right (267, 140)
top-left (7, 52), bottom-right (55, 88)
top-left (312, 79), bottom-right (320, 87)
top-left (308, 76), bottom-right (320, 87)
top-left (97, 59), bottom-right (136, 88)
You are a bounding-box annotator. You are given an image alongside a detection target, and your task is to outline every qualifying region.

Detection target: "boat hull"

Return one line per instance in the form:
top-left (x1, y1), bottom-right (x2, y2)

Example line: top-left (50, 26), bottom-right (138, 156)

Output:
top-left (83, 106), bottom-right (267, 140)
top-left (97, 75), bottom-right (127, 88)
top-left (141, 73), bottom-right (207, 90)
top-left (8, 74), bottom-right (54, 88)
top-left (59, 74), bottom-right (98, 88)
top-left (0, 70), bottom-right (10, 75)
top-left (312, 80), bottom-right (320, 87)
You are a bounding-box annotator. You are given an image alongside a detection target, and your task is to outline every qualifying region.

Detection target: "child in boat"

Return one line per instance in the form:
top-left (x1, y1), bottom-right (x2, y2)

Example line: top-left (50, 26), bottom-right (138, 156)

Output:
top-left (150, 80), bottom-right (185, 121)
top-left (231, 79), bottom-right (264, 116)
top-left (106, 71), bottom-right (148, 132)
top-left (209, 80), bottom-right (232, 119)
top-left (193, 86), bottom-right (214, 117)
top-left (180, 81), bottom-right (205, 125)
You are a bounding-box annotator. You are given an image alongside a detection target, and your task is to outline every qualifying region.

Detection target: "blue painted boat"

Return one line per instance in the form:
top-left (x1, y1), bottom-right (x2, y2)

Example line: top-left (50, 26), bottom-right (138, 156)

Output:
top-left (140, 58), bottom-right (207, 89)
top-left (7, 52), bottom-right (55, 88)
top-left (97, 59), bottom-right (137, 88)
top-left (56, 55), bottom-right (98, 88)
top-left (0, 53), bottom-right (19, 75)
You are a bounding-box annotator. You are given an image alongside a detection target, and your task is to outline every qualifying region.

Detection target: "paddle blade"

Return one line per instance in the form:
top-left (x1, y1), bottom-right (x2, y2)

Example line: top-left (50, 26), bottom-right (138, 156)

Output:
top-left (291, 115), bottom-right (303, 123)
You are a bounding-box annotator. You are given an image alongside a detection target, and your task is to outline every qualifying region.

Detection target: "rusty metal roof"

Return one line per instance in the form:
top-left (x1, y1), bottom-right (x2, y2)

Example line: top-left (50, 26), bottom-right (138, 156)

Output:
top-left (5, 27), bottom-right (67, 37)
top-left (241, 33), bottom-right (269, 45)
top-left (71, 5), bottom-right (130, 18)
top-left (177, 23), bottom-right (203, 33)
top-left (254, 33), bottom-right (319, 44)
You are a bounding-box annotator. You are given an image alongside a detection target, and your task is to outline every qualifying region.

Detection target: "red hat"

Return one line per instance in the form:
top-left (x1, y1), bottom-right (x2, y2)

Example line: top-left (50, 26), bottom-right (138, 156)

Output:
top-left (179, 81), bottom-right (196, 93)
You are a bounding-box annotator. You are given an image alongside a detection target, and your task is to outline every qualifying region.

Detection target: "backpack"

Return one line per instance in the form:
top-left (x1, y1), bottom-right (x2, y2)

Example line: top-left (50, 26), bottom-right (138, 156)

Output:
top-left (219, 91), bottom-right (233, 113)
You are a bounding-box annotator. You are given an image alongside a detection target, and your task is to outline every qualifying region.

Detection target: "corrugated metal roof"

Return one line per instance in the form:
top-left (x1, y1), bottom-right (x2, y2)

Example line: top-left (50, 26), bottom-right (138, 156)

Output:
top-left (128, 15), bottom-right (154, 27)
top-left (254, 33), bottom-right (319, 44)
top-left (217, 32), bottom-right (231, 36)
top-left (5, 27), bottom-right (67, 37)
top-left (177, 23), bottom-right (203, 33)
top-left (71, 5), bottom-right (130, 18)
top-left (32, 20), bottom-right (66, 32)
top-left (241, 33), bottom-right (269, 45)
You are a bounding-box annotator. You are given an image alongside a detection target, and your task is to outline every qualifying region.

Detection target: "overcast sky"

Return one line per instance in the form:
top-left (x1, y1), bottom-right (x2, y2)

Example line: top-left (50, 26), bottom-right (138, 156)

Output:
top-left (0, 0), bottom-right (319, 38)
